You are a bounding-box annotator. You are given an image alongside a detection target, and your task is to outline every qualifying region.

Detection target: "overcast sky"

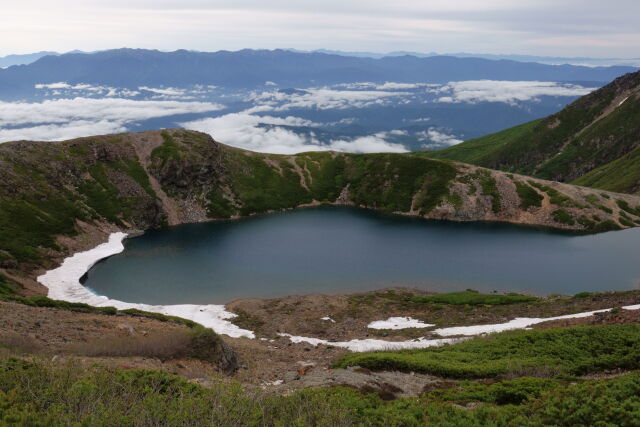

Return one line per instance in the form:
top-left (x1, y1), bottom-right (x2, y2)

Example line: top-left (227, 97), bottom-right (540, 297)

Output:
top-left (2, 0), bottom-right (639, 58)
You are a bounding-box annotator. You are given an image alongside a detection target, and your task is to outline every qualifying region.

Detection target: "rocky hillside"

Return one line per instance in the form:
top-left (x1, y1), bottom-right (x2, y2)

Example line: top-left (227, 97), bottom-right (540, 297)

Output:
top-left (429, 70), bottom-right (640, 194)
top-left (1, 129), bottom-right (640, 291)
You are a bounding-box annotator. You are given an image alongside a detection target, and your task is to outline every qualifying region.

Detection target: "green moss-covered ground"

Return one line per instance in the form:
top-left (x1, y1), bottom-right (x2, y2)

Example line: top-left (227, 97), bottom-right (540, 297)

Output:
top-left (335, 324), bottom-right (640, 379)
top-left (1, 355), bottom-right (639, 425)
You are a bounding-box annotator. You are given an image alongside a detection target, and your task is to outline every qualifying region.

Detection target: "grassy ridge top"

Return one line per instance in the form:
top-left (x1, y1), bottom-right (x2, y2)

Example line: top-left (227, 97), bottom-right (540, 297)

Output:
top-left (428, 70), bottom-right (640, 194)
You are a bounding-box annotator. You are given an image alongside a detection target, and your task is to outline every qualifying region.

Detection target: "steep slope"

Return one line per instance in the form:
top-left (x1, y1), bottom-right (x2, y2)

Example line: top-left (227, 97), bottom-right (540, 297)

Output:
top-left (429, 70), bottom-right (640, 193)
top-left (1, 130), bottom-right (640, 292)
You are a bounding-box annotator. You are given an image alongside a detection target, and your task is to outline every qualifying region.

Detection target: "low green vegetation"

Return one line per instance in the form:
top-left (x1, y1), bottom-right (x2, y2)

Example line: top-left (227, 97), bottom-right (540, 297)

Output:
top-left (552, 209), bottom-right (575, 226)
top-left (477, 170), bottom-right (501, 213)
top-left (426, 119), bottom-right (542, 166)
top-left (78, 165), bottom-right (130, 225)
top-left (206, 188), bottom-right (236, 218)
top-left (344, 154), bottom-right (459, 214)
top-left (0, 194), bottom-right (86, 262)
top-left (110, 159), bottom-right (156, 198)
top-left (301, 151), bottom-right (347, 202)
top-left (151, 130), bottom-right (183, 165)
top-left (409, 290), bottom-right (538, 306)
top-left (224, 151), bottom-right (461, 217)
top-left (591, 219), bottom-right (622, 232)
top-left (228, 153), bottom-right (312, 215)
top-left (1, 358), bottom-right (639, 426)
top-left (616, 199), bottom-right (640, 217)
top-left (0, 274), bottom-right (19, 296)
top-left (528, 181), bottom-right (582, 208)
top-left (335, 324), bottom-right (640, 379)
top-left (428, 377), bottom-right (561, 406)
top-left (574, 144), bottom-right (640, 194)
top-left (619, 216), bottom-right (635, 227)
top-left (514, 182), bottom-right (543, 209)
top-left (574, 291), bottom-right (592, 298)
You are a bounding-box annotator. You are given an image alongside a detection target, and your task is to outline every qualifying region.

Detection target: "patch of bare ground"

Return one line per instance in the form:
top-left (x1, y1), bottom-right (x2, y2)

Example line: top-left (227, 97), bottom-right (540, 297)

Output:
top-left (227, 288), bottom-right (640, 342)
top-left (3, 287), bottom-right (640, 398)
top-left (129, 131), bottom-right (181, 225)
top-left (222, 288), bottom-right (640, 389)
top-left (0, 300), bottom-right (235, 377)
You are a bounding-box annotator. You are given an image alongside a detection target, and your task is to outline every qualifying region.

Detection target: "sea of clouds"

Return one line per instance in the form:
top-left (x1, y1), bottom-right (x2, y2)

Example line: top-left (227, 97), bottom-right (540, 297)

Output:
top-left (0, 80), bottom-right (595, 153)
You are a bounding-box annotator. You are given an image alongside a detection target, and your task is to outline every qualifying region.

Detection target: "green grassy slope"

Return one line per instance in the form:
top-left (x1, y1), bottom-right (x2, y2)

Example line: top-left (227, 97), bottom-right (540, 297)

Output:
top-left (426, 119), bottom-right (542, 165)
top-left (3, 336), bottom-right (640, 425)
top-left (429, 71), bottom-right (640, 194)
top-left (335, 324), bottom-right (640, 378)
top-left (573, 143), bottom-right (640, 193)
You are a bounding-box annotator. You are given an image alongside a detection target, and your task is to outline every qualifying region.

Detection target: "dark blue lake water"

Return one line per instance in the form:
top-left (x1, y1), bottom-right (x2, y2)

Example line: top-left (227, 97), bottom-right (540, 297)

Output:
top-left (83, 207), bottom-right (640, 304)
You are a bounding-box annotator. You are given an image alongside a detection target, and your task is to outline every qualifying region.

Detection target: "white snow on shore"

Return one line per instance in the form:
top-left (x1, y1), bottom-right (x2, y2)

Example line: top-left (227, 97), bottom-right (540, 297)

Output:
top-left (368, 317), bottom-right (434, 330)
top-left (37, 232), bottom-right (255, 339)
top-left (278, 333), bottom-right (461, 352)
top-left (37, 232), bottom-right (640, 349)
top-left (433, 304), bottom-right (640, 337)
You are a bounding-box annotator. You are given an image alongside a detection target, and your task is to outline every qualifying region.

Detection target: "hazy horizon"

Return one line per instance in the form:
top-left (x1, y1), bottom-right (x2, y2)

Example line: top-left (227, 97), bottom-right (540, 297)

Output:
top-left (3, 1), bottom-right (639, 58)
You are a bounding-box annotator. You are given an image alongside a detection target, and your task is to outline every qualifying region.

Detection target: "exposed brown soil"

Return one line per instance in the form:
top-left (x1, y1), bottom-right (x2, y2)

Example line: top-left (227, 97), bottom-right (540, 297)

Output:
top-left (3, 287), bottom-right (640, 398)
top-left (226, 288), bottom-right (640, 342)
top-left (0, 300), bottom-right (230, 379)
top-left (130, 131), bottom-right (181, 226)
top-left (221, 287), bottom-right (640, 388)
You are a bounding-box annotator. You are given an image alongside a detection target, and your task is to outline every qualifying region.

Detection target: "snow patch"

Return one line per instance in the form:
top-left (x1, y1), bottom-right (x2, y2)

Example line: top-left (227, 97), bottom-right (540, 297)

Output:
top-left (618, 96), bottom-right (630, 107)
top-left (278, 333), bottom-right (460, 352)
top-left (433, 306), bottom-right (640, 337)
top-left (37, 233), bottom-right (254, 338)
top-left (368, 317), bottom-right (434, 330)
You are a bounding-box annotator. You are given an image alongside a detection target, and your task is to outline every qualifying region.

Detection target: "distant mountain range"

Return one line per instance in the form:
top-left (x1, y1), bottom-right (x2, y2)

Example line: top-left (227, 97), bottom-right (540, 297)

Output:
top-left (0, 50), bottom-right (86, 68)
top-left (4, 48), bottom-right (640, 68)
top-left (430, 70), bottom-right (640, 195)
top-left (0, 49), bottom-right (636, 97)
top-left (301, 49), bottom-right (640, 67)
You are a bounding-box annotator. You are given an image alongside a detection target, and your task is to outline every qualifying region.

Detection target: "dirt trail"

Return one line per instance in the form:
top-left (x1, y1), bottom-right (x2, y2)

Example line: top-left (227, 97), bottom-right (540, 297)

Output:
top-left (129, 131), bottom-right (181, 226)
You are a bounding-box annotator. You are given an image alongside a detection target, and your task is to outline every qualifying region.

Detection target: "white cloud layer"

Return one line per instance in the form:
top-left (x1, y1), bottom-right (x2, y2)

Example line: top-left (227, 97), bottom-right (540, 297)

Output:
top-left (417, 128), bottom-right (463, 147)
top-left (182, 111), bottom-right (408, 154)
top-left (249, 88), bottom-right (410, 111)
top-left (434, 80), bottom-right (595, 105)
top-left (0, 121), bottom-right (127, 142)
top-left (334, 82), bottom-right (438, 91)
top-left (0, 97), bottom-right (224, 142)
top-left (1, 79), bottom-right (592, 148)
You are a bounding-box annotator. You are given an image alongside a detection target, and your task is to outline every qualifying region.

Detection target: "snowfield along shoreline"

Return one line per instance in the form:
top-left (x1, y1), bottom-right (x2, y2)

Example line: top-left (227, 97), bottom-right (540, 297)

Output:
top-left (38, 232), bottom-right (640, 352)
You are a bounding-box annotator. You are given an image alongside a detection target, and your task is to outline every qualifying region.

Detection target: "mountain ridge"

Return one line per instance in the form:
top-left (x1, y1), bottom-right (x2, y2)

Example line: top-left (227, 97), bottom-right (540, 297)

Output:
top-left (0, 49), bottom-right (635, 98)
top-left (429, 70), bottom-right (640, 194)
top-left (2, 129), bottom-right (639, 295)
